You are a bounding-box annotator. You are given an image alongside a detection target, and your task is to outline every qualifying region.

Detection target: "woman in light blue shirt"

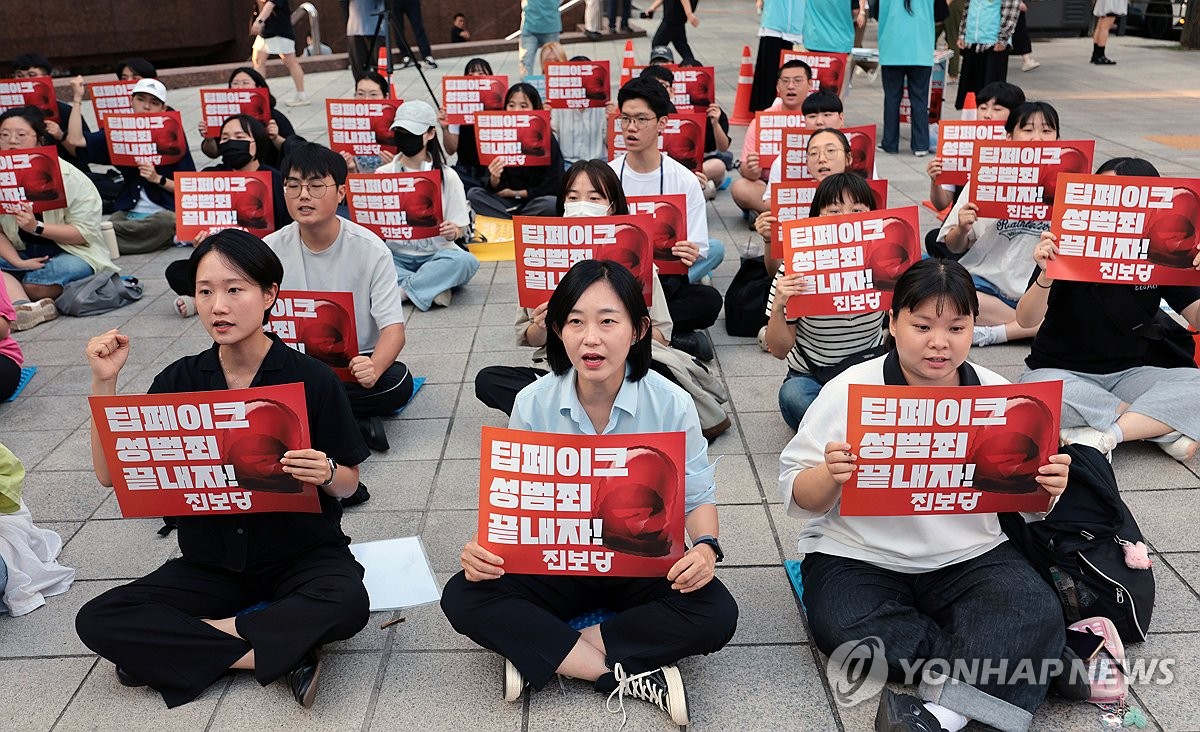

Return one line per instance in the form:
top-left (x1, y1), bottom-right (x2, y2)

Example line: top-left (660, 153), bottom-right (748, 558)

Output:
top-left (441, 259), bottom-right (737, 728)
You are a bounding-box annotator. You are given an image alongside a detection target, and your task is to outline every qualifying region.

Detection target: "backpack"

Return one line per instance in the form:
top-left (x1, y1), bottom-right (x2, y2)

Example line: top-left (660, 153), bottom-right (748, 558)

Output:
top-left (55, 272), bottom-right (144, 317)
top-left (1000, 443), bottom-right (1155, 643)
top-left (723, 256), bottom-right (771, 337)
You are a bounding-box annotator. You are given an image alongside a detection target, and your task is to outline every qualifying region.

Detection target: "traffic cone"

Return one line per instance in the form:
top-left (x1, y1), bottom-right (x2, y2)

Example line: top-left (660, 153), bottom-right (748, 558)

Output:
top-left (619, 40), bottom-right (636, 88)
top-left (376, 45), bottom-right (390, 78)
top-left (960, 92), bottom-right (977, 121)
top-left (730, 45), bottom-right (755, 126)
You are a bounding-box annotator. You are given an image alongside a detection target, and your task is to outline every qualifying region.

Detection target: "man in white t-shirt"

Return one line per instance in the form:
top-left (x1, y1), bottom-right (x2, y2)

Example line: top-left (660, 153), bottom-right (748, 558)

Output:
top-left (608, 77), bottom-right (723, 361)
top-left (265, 144), bottom-right (413, 503)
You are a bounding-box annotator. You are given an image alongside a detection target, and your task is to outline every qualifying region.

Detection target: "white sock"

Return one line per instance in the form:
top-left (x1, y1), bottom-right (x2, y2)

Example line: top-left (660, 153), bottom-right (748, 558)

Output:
top-left (924, 702), bottom-right (968, 732)
top-left (1109, 423), bottom-right (1126, 444)
top-left (984, 323), bottom-right (1008, 344)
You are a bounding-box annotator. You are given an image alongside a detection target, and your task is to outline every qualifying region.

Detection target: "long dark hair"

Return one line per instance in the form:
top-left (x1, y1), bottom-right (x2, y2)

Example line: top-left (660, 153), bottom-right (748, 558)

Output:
top-left (1005, 101), bottom-right (1060, 137)
top-left (809, 173), bottom-right (877, 217)
top-left (189, 229), bottom-right (283, 325)
top-left (545, 260), bottom-right (652, 382)
top-left (556, 160), bottom-right (630, 215)
top-left (464, 57), bottom-right (493, 75)
top-left (505, 83), bottom-right (544, 110)
top-left (1096, 157), bottom-right (1159, 177)
top-left (890, 258), bottom-right (979, 320)
top-left (228, 66), bottom-right (277, 108)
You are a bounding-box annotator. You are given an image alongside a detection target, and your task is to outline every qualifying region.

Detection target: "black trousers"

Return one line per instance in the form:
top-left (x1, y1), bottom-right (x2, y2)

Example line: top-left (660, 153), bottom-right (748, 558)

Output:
top-left (752, 36), bottom-right (793, 113)
top-left (441, 570), bottom-right (737, 690)
top-left (0, 353), bottom-right (20, 401)
top-left (344, 360), bottom-right (414, 418)
top-left (475, 365), bottom-right (546, 415)
top-left (391, 0), bottom-right (432, 59)
top-left (75, 545), bottom-right (369, 708)
top-left (651, 21), bottom-right (695, 64)
top-left (955, 47), bottom-right (1010, 110)
top-left (660, 274), bottom-right (722, 334)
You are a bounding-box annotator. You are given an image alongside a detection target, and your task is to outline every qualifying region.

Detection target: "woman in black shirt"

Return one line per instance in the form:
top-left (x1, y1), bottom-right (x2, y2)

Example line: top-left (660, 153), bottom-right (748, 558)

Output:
top-left (77, 230), bottom-right (370, 709)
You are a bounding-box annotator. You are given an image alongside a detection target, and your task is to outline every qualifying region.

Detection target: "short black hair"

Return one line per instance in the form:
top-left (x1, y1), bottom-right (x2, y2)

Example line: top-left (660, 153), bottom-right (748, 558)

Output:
top-left (116, 57), bottom-right (157, 80)
top-left (1096, 157), bottom-right (1160, 177)
top-left (890, 258), bottom-right (979, 320)
top-left (976, 81), bottom-right (1025, 112)
top-left (545, 260), bottom-right (653, 381)
top-left (639, 64), bottom-right (675, 86)
top-left (802, 89), bottom-right (843, 116)
top-left (0, 106), bottom-right (48, 146)
top-left (281, 142), bottom-right (348, 186)
top-left (1005, 101), bottom-right (1059, 136)
top-left (678, 57), bottom-right (703, 67)
top-left (219, 114), bottom-right (270, 163)
top-left (779, 59), bottom-right (812, 79)
top-left (464, 57), bottom-right (493, 75)
top-left (189, 229), bottom-right (283, 325)
top-left (617, 76), bottom-right (673, 118)
top-left (557, 160), bottom-right (630, 215)
top-left (505, 82), bottom-right (544, 110)
top-left (12, 53), bottom-right (51, 75)
top-left (454, 12), bottom-right (465, 19)
top-left (358, 70), bottom-right (390, 97)
top-left (809, 172), bottom-right (876, 217)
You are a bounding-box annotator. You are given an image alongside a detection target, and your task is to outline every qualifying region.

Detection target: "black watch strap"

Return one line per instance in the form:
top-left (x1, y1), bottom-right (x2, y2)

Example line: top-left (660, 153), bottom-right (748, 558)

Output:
top-left (692, 535), bottom-right (724, 562)
top-left (319, 457), bottom-right (338, 487)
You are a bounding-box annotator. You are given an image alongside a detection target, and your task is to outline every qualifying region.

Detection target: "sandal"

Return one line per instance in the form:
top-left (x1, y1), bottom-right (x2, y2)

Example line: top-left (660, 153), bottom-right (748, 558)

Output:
top-left (174, 295), bottom-right (197, 318)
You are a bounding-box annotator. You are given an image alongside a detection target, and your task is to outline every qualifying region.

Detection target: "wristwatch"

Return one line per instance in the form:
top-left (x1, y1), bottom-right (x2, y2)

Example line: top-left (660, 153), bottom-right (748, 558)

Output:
top-left (319, 457), bottom-right (338, 487)
top-left (691, 534), bottom-right (724, 562)
top-left (33, 222), bottom-right (45, 237)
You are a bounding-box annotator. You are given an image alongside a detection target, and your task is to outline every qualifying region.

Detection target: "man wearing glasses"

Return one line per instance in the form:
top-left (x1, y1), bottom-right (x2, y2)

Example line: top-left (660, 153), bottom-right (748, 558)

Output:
top-left (265, 144), bottom-right (413, 503)
top-left (607, 77), bottom-right (723, 362)
top-left (730, 59), bottom-right (813, 217)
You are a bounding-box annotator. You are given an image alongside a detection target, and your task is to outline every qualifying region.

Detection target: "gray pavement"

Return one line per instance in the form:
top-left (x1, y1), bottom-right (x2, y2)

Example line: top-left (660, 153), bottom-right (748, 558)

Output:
top-left (3, 3), bottom-right (1200, 729)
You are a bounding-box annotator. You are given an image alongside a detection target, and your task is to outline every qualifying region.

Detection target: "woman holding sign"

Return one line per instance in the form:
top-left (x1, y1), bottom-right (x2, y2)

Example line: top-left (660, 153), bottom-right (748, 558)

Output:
top-left (198, 67), bottom-right (297, 170)
top-left (780, 258), bottom-right (1071, 732)
top-left (1016, 157), bottom-right (1200, 462)
top-left (77, 230), bottom-right (370, 709)
top-left (444, 259), bottom-right (737, 727)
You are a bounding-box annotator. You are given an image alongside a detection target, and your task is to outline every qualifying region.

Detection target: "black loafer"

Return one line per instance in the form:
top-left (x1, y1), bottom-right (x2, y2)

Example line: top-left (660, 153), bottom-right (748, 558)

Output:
top-left (875, 689), bottom-right (946, 732)
top-left (286, 648), bottom-right (323, 708)
top-left (357, 416), bottom-right (390, 452)
top-left (671, 330), bottom-right (715, 362)
top-left (341, 483), bottom-right (371, 508)
top-left (115, 666), bottom-right (146, 688)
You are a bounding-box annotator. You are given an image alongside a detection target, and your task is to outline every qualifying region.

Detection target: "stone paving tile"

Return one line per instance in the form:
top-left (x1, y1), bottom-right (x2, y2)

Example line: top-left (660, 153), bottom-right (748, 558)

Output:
top-left (355, 459), bottom-right (437, 511)
top-left (54, 659), bottom-right (229, 731)
top-left (370, 651), bottom-right (523, 731)
top-left (0, 580), bottom-right (121, 658)
top-left (18, 469), bottom-right (112, 522)
top-left (0, 657), bottom-right (94, 731)
top-left (59, 518), bottom-right (181, 581)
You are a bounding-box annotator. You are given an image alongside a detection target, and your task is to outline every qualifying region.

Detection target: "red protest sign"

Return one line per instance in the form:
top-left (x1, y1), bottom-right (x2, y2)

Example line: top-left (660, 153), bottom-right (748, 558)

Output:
top-left (841, 380), bottom-right (1063, 516)
top-left (546, 61), bottom-right (611, 109)
top-left (661, 113), bottom-right (707, 171)
top-left (970, 140), bottom-right (1095, 221)
top-left (174, 171), bottom-right (275, 241)
top-left (89, 383), bottom-right (320, 518)
top-left (325, 98), bottom-right (402, 158)
top-left (780, 51), bottom-right (850, 96)
top-left (478, 426), bottom-right (687, 577)
top-left (441, 75), bottom-right (507, 125)
top-left (475, 110), bottom-right (553, 167)
top-left (266, 291), bottom-right (360, 381)
top-left (628, 194), bottom-right (689, 275)
top-left (103, 112), bottom-right (187, 167)
top-left (935, 121), bottom-right (1007, 186)
top-left (0, 77), bottom-right (59, 123)
top-left (514, 215), bottom-right (654, 308)
top-left (0, 146), bottom-right (67, 215)
top-left (345, 171), bottom-right (443, 241)
top-left (87, 80), bottom-right (136, 125)
top-left (755, 110), bottom-right (808, 172)
top-left (1047, 174), bottom-right (1200, 287)
top-left (671, 66), bottom-right (716, 113)
top-left (781, 206), bottom-right (920, 317)
top-left (199, 87), bottom-right (271, 138)
top-left (769, 179), bottom-right (888, 258)
top-left (778, 124), bottom-right (876, 181)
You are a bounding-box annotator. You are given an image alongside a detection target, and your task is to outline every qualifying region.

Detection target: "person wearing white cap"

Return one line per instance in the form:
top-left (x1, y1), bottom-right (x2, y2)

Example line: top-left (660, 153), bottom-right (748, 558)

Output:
top-left (65, 76), bottom-right (196, 255)
top-left (374, 100), bottom-right (478, 311)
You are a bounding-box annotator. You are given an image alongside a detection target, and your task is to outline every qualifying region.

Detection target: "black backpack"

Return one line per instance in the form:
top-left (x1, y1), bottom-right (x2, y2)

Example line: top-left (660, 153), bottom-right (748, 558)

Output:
top-left (1001, 443), bottom-right (1155, 643)
top-left (723, 256), bottom-right (771, 337)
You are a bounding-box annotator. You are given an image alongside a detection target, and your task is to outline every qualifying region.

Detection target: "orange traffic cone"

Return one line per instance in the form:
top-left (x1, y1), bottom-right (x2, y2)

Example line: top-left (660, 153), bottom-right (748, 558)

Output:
top-left (619, 40), bottom-right (636, 88)
top-left (960, 91), bottom-right (977, 121)
top-left (377, 45), bottom-right (389, 78)
top-left (730, 45), bottom-right (755, 126)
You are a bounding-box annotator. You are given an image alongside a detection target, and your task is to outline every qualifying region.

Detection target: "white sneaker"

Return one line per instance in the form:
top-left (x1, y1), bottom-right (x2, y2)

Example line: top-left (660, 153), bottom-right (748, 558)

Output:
top-left (432, 289), bottom-right (453, 307)
top-left (606, 663), bottom-right (689, 727)
top-left (1061, 426), bottom-right (1118, 460)
top-left (13, 298), bottom-right (57, 331)
top-left (703, 178), bottom-right (717, 200)
top-left (757, 324), bottom-right (770, 352)
top-left (1022, 59), bottom-right (1041, 72)
top-left (1158, 435), bottom-right (1197, 462)
top-left (502, 659), bottom-right (524, 702)
top-left (972, 325), bottom-right (1001, 347)
top-left (285, 93), bottom-right (310, 107)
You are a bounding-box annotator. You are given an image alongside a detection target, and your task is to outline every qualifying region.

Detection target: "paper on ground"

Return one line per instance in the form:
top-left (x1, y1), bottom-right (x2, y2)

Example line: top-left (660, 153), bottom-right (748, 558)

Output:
top-left (349, 536), bottom-right (441, 611)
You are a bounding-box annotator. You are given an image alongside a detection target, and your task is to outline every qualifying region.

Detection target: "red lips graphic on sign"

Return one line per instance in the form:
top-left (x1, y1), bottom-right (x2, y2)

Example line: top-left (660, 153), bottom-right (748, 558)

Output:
top-left (219, 398), bottom-right (306, 494)
top-left (233, 177), bottom-right (270, 230)
top-left (0, 146), bottom-right (68, 214)
top-left (628, 194), bottom-right (689, 276)
top-left (593, 446), bottom-right (680, 558)
top-left (1037, 146), bottom-right (1090, 206)
top-left (868, 217), bottom-right (919, 291)
top-left (300, 299), bottom-right (355, 368)
top-left (0, 77), bottom-right (59, 123)
top-left (1146, 187), bottom-right (1200, 268)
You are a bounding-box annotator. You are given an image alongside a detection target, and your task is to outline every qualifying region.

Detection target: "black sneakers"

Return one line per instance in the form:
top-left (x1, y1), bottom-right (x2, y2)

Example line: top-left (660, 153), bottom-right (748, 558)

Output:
top-left (601, 663), bottom-right (689, 727)
top-left (357, 416), bottom-right (390, 451)
top-left (286, 648), bottom-right (323, 708)
top-left (875, 689), bottom-right (946, 732)
top-left (340, 483), bottom-right (371, 508)
top-left (671, 330), bottom-right (715, 362)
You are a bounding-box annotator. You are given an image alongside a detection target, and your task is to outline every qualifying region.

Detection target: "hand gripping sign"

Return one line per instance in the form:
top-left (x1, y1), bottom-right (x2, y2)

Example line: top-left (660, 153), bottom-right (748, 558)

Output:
top-left (935, 121), bottom-right (1007, 187)
top-left (779, 124), bottom-right (877, 181)
top-left (346, 170), bottom-right (443, 241)
top-left (326, 98), bottom-right (403, 158)
top-left (0, 77), bottom-right (59, 123)
top-left (0, 146), bottom-right (67, 215)
top-left (478, 426), bottom-right (687, 577)
top-left (199, 87), bottom-right (272, 138)
top-left (174, 171), bottom-right (275, 240)
top-left (514, 215), bottom-right (654, 308)
top-left (969, 140), bottom-right (1095, 221)
top-left (769, 178), bottom-right (888, 258)
top-left (103, 111), bottom-right (187, 167)
top-left (780, 206), bottom-right (920, 317)
top-left (89, 383), bottom-right (320, 518)
top-left (779, 51), bottom-right (850, 97)
top-left (1046, 173), bottom-right (1200, 287)
top-left (265, 290), bottom-right (360, 382)
top-left (86, 80), bottom-right (137, 125)
top-left (441, 75), bottom-right (507, 125)
top-left (841, 380), bottom-right (1063, 516)
top-left (627, 194), bottom-right (689, 276)
top-left (474, 110), bottom-right (553, 167)
top-left (546, 61), bottom-right (611, 109)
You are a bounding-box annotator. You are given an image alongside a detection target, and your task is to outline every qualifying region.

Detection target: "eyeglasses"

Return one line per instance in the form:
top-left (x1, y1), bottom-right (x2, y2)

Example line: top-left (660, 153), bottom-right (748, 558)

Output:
top-left (0, 131), bottom-right (34, 143)
top-left (619, 115), bottom-right (658, 129)
top-left (283, 179), bottom-right (334, 198)
top-left (778, 76), bottom-right (810, 88)
top-left (806, 145), bottom-right (848, 159)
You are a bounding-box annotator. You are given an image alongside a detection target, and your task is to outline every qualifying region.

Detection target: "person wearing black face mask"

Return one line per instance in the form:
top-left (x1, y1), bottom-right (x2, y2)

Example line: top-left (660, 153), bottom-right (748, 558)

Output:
top-left (163, 115), bottom-right (291, 316)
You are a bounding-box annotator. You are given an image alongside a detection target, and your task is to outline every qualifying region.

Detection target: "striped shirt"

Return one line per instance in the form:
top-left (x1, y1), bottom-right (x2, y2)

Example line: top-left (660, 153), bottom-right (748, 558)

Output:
top-left (765, 264), bottom-right (886, 375)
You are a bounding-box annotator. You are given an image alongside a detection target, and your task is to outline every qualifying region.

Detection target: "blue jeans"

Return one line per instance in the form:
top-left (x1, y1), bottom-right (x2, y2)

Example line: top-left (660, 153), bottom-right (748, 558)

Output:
top-left (779, 370), bottom-right (823, 431)
top-left (688, 239), bottom-right (726, 283)
top-left (0, 251), bottom-right (94, 287)
top-left (520, 31), bottom-right (560, 79)
top-left (391, 247), bottom-right (480, 311)
top-left (881, 65), bottom-right (932, 154)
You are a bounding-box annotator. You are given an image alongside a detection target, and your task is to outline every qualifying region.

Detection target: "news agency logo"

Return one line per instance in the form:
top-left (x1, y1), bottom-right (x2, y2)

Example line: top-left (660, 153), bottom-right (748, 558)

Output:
top-left (826, 636), bottom-right (888, 707)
